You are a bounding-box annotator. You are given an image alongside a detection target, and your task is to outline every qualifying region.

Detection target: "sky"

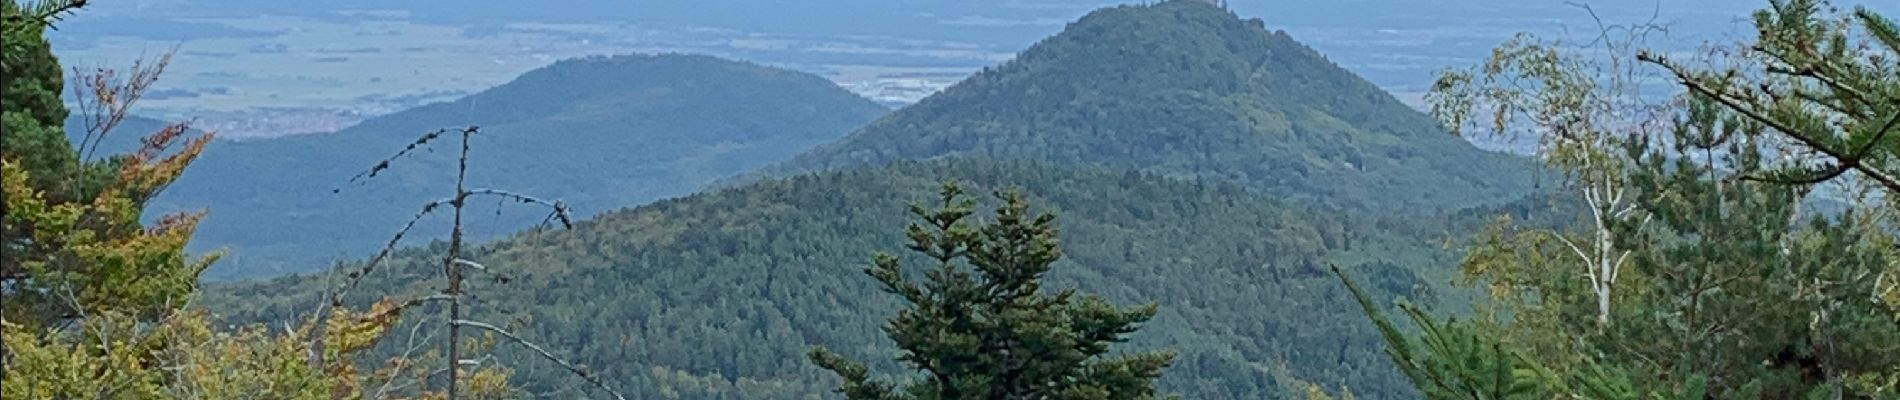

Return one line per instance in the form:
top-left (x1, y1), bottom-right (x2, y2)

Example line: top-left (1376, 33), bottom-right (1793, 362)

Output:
top-left (43, 0), bottom-right (1899, 138)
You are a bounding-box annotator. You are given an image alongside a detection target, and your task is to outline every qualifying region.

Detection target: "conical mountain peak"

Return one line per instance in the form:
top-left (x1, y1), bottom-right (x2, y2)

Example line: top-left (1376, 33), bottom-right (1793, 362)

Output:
top-left (779, 0), bottom-right (1533, 210)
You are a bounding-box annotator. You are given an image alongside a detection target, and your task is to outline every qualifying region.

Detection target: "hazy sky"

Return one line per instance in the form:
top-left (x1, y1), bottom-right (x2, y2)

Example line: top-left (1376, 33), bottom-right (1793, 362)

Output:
top-left (45, 0), bottom-right (1899, 138)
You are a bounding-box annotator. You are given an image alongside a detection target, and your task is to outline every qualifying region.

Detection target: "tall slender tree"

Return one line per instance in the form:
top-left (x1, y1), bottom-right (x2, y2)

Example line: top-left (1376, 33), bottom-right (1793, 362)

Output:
top-left (1427, 5), bottom-right (1672, 326)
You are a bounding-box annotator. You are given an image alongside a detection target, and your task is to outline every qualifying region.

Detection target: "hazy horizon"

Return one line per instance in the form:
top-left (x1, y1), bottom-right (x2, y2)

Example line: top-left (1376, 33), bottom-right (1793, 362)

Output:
top-left (47, 0), bottom-right (1897, 139)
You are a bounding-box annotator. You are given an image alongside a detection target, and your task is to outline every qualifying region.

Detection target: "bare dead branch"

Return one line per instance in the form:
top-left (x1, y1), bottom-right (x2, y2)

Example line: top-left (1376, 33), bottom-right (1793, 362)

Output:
top-left (306, 198), bottom-right (451, 368)
top-left (337, 126), bottom-right (478, 192)
top-left (462, 188), bottom-right (574, 228)
top-left (318, 123), bottom-right (578, 399)
top-left (452, 259), bottom-right (487, 272)
top-left (445, 125), bottom-right (474, 400)
top-left (373, 313), bottom-right (440, 400)
top-left (363, 294), bottom-right (454, 324)
top-left (1561, 1), bottom-right (1672, 50)
top-left (451, 319), bottom-right (628, 400)
top-left (69, 49), bottom-right (175, 162)
top-left (331, 199), bottom-right (454, 307)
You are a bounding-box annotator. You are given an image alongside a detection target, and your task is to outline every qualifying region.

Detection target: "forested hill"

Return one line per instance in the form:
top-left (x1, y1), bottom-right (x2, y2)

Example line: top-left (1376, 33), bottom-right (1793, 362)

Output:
top-left (774, 0), bottom-right (1536, 210)
top-left (146, 54), bottom-right (890, 279)
top-left (207, 160), bottom-right (1475, 398)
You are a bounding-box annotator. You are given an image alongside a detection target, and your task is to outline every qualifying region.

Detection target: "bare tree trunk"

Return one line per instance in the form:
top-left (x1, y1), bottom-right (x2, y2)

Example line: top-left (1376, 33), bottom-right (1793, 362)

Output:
top-left (1595, 217), bottom-right (1613, 326)
top-left (332, 125), bottom-right (594, 398)
top-left (445, 128), bottom-right (471, 400)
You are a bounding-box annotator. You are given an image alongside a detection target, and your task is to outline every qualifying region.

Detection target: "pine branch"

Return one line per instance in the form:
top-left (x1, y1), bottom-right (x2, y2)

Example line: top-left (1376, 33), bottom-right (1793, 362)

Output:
top-left (4, 0), bottom-right (87, 28)
top-left (304, 197), bottom-right (457, 366)
top-left (331, 199), bottom-right (454, 307)
top-left (1751, 44), bottom-right (1878, 112)
top-left (1639, 52), bottom-right (1900, 192)
top-left (461, 188), bottom-right (574, 228)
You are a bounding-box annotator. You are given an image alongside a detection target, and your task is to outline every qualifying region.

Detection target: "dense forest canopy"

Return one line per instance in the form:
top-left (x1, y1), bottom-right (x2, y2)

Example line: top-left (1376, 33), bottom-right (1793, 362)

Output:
top-left (208, 159), bottom-right (1486, 398)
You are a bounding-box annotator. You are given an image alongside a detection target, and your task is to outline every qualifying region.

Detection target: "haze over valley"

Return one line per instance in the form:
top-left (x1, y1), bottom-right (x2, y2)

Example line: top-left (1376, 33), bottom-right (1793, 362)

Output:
top-left (54, 0), bottom-right (1888, 138)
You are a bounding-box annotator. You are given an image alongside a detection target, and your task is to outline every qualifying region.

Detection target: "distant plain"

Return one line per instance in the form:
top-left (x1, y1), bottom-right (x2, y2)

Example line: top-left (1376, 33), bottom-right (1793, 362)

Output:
top-left (54, 0), bottom-right (1890, 140)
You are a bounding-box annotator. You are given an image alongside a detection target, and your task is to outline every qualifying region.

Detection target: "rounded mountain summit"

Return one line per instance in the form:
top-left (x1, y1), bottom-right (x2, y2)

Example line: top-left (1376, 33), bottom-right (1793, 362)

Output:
top-left (155, 54), bottom-right (890, 279)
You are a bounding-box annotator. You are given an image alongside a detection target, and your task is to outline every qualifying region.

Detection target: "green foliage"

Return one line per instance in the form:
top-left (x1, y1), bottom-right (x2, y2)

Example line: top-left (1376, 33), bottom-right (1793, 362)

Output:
top-left (1330, 265), bottom-right (1664, 400)
top-left (1644, 0), bottom-right (1900, 195)
top-left (1613, 45), bottom-right (1898, 398)
top-left (206, 160), bottom-right (1479, 399)
top-left (2, 310), bottom-right (330, 399)
top-left (1, 5), bottom-right (485, 398)
top-left (142, 54), bottom-right (890, 279)
top-left (1, 0), bottom-right (88, 200)
top-left (808, 183), bottom-right (1174, 399)
top-left (1425, 99), bottom-right (1900, 399)
top-left (776, 0), bottom-right (1536, 211)
top-left (0, 1), bottom-right (83, 67)
top-left (0, 1), bottom-right (212, 329)
top-left (1332, 265), bottom-right (1566, 400)
top-left (1639, 5), bottom-right (1900, 390)
top-left (1356, 2), bottom-right (1900, 399)
top-left (0, 302), bottom-right (497, 400)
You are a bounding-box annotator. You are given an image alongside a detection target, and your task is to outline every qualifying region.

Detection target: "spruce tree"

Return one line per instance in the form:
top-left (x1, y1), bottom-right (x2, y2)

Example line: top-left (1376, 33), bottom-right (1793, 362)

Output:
top-left (809, 183), bottom-right (1175, 400)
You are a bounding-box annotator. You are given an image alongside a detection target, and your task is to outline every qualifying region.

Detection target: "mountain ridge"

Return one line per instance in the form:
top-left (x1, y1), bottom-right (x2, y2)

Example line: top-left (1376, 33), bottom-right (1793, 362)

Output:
top-left (152, 53), bottom-right (890, 279)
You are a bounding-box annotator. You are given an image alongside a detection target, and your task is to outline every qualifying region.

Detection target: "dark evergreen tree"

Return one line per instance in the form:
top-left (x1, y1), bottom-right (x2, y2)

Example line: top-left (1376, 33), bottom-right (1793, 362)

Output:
top-left (1, 0), bottom-right (81, 198)
top-left (809, 183), bottom-right (1175, 399)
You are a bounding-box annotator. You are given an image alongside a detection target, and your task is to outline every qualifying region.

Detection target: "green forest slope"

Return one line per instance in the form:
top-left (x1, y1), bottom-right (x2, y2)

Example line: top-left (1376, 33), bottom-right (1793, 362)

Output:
top-left (208, 160), bottom-right (1484, 398)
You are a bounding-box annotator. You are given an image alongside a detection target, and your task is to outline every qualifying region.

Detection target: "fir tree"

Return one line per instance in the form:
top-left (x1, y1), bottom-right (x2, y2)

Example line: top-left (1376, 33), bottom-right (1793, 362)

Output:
top-left (809, 183), bottom-right (1175, 400)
